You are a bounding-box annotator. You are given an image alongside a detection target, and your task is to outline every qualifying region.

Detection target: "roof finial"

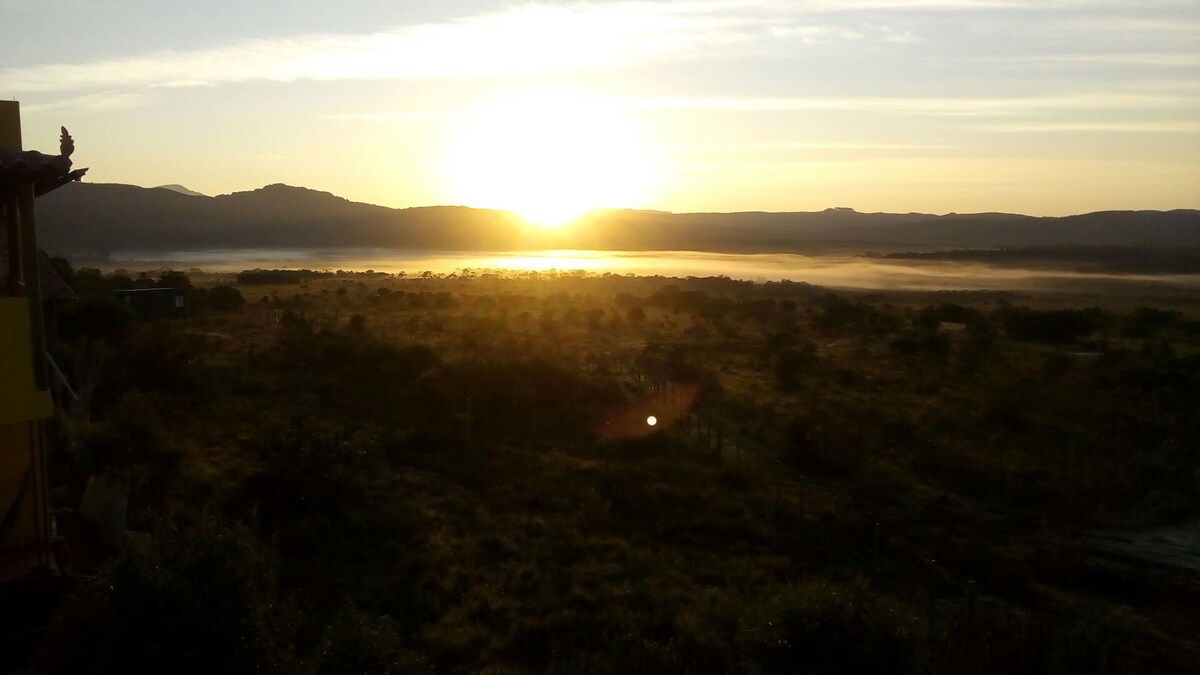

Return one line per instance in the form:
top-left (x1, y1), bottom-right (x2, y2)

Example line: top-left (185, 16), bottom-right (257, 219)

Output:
top-left (60, 127), bottom-right (74, 158)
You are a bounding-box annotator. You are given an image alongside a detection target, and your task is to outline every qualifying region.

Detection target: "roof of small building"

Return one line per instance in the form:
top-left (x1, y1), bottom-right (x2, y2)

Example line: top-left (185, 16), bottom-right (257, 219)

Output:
top-left (0, 128), bottom-right (86, 194)
top-left (113, 287), bottom-right (185, 294)
top-left (0, 149), bottom-right (71, 176)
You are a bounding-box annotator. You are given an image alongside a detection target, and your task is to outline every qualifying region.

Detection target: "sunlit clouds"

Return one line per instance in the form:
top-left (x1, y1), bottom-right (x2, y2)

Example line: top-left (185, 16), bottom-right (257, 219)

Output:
top-left (614, 93), bottom-right (1196, 116)
top-left (1, 0), bottom-right (1197, 214)
top-left (14, 1), bottom-right (1194, 95)
top-left (0, 2), bottom-right (775, 92)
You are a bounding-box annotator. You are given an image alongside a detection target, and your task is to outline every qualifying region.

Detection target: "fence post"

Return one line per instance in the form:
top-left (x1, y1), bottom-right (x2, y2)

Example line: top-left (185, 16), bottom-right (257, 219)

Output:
top-left (927, 560), bottom-right (936, 639)
top-left (799, 477), bottom-right (806, 522)
top-left (872, 522), bottom-right (881, 586)
top-left (799, 476), bottom-right (806, 549)
top-left (966, 580), bottom-right (978, 667)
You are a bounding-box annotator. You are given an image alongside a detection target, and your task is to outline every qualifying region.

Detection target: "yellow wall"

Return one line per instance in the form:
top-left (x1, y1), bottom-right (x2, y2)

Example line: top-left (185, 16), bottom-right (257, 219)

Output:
top-left (0, 421), bottom-right (43, 554)
top-left (0, 296), bottom-right (50, 557)
top-left (0, 297), bottom-right (52, 425)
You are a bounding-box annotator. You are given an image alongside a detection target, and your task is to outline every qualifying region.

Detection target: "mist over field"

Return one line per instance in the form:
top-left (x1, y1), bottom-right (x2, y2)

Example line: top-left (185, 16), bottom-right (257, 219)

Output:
top-left (89, 246), bottom-right (1200, 294)
top-left (43, 181), bottom-right (1200, 295)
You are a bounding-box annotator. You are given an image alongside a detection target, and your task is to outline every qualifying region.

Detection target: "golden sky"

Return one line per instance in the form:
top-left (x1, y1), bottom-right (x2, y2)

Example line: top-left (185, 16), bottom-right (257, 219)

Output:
top-left (3, 0), bottom-right (1198, 221)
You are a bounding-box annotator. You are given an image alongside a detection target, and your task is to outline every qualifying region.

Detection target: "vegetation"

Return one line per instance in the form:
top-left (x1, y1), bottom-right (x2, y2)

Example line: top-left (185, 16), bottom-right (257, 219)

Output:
top-left (29, 264), bottom-right (1200, 673)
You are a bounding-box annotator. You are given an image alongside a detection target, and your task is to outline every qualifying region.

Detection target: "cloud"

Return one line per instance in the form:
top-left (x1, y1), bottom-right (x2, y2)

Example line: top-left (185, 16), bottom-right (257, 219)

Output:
top-left (618, 92), bottom-right (1194, 115)
top-left (667, 140), bottom-right (957, 150)
top-left (799, 0), bottom-right (1191, 10)
top-left (21, 90), bottom-right (150, 114)
top-left (315, 91), bottom-right (1193, 127)
top-left (1063, 17), bottom-right (1200, 34)
top-left (972, 53), bottom-right (1200, 67)
top-left (767, 24), bottom-right (866, 43)
top-left (0, 1), bottom-right (942, 94)
top-left (0, 2), bottom-right (765, 93)
top-left (972, 121), bottom-right (1200, 132)
top-left (318, 111), bottom-right (446, 123)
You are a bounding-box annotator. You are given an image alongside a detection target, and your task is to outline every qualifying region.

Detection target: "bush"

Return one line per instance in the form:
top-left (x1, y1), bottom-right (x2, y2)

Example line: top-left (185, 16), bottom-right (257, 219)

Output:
top-left (1120, 307), bottom-right (1181, 339)
top-left (773, 341), bottom-right (817, 391)
top-left (311, 605), bottom-right (425, 675)
top-left (676, 581), bottom-right (920, 674)
top-left (37, 518), bottom-right (300, 675)
top-left (1004, 307), bottom-right (1106, 344)
top-left (210, 285), bottom-right (246, 311)
top-left (890, 332), bottom-right (949, 360)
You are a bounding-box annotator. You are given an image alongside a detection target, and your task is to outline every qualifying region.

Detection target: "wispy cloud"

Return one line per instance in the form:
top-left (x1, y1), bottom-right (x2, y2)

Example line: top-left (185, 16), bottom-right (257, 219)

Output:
top-left (972, 121), bottom-right (1200, 133)
top-left (316, 92), bottom-right (1193, 126)
top-left (618, 93), bottom-right (1194, 115)
top-left (1063, 17), bottom-right (1200, 34)
top-left (0, 2), bottom-right (763, 93)
top-left (319, 111), bottom-right (446, 123)
top-left (973, 52), bottom-right (1200, 67)
top-left (726, 141), bottom-right (956, 149)
top-left (767, 24), bottom-right (865, 42)
top-left (21, 90), bottom-right (150, 113)
top-left (795, 0), bottom-right (1190, 10)
top-left (0, 1), bottom-right (944, 94)
top-left (664, 140), bottom-right (957, 151)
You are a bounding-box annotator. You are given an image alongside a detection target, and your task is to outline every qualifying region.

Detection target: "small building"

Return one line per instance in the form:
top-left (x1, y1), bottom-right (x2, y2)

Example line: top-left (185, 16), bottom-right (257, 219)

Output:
top-left (113, 286), bottom-right (186, 319)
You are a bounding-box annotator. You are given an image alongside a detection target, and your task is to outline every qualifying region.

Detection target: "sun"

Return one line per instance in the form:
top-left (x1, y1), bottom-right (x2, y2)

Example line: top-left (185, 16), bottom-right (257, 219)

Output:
top-left (443, 94), bottom-right (657, 228)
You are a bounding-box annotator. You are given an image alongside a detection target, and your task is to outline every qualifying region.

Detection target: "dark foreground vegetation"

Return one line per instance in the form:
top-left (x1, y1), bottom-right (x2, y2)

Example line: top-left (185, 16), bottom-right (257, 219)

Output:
top-left (23, 262), bottom-right (1200, 673)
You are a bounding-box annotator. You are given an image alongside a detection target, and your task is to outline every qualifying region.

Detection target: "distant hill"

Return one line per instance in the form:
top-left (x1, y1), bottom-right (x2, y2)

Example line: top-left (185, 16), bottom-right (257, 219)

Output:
top-left (34, 182), bottom-right (1200, 255)
top-left (37, 183), bottom-right (535, 254)
top-left (154, 184), bottom-right (207, 197)
top-left (837, 210), bottom-right (1200, 248)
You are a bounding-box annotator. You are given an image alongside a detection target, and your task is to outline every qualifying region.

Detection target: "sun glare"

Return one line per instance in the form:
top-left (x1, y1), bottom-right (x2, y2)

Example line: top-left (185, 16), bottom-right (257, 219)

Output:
top-left (444, 94), bottom-right (657, 228)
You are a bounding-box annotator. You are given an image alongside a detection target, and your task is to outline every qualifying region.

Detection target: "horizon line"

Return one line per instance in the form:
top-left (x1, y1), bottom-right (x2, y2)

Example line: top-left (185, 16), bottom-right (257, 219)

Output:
top-left (72, 180), bottom-right (1200, 220)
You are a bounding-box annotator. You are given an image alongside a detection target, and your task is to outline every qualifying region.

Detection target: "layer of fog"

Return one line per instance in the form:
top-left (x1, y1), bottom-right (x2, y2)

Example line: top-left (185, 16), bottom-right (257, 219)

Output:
top-left (97, 248), bottom-right (1200, 293)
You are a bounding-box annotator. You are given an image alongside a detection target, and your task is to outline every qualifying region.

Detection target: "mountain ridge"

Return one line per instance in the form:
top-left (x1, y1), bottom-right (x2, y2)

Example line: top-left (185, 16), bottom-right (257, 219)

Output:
top-left (34, 182), bottom-right (1200, 255)
top-left (154, 184), bottom-right (207, 197)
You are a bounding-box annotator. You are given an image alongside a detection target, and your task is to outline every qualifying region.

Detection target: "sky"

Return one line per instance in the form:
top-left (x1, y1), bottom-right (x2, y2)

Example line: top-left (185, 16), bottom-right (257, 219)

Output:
top-left (2, 0), bottom-right (1198, 219)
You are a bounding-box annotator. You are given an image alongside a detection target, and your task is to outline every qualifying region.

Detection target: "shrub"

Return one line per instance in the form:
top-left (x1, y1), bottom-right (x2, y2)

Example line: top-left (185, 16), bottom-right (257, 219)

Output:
top-left (1004, 307), bottom-right (1106, 344)
top-left (773, 341), bottom-right (818, 391)
top-left (36, 518), bottom-right (300, 675)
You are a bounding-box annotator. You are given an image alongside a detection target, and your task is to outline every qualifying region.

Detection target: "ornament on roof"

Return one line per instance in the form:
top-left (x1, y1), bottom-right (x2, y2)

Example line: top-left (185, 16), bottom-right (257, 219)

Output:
top-left (0, 126), bottom-right (87, 195)
top-left (60, 127), bottom-right (74, 159)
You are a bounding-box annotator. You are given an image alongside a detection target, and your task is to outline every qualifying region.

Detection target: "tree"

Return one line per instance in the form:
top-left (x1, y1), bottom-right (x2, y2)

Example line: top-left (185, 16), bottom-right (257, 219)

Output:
top-left (773, 341), bottom-right (817, 391)
top-left (209, 285), bottom-right (246, 311)
top-left (156, 271), bottom-right (192, 290)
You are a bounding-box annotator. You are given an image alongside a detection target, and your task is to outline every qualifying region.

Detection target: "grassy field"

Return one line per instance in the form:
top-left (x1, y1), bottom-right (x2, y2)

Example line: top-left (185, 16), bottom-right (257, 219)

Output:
top-left (26, 263), bottom-right (1200, 674)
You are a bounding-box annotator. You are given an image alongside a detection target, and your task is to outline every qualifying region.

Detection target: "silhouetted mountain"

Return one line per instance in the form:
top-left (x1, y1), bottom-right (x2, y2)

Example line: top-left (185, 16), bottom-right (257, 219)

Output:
top-left (37, 183), bottom-right (534, 254)
top-left (566, 208), bottom-right (941, 250)
top-left (34, 182), bottom-right (1200, 255)
top-left (839, 210), bottom-right (1200, 247)
top-left (154, 184), bottom-right (207, 197)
